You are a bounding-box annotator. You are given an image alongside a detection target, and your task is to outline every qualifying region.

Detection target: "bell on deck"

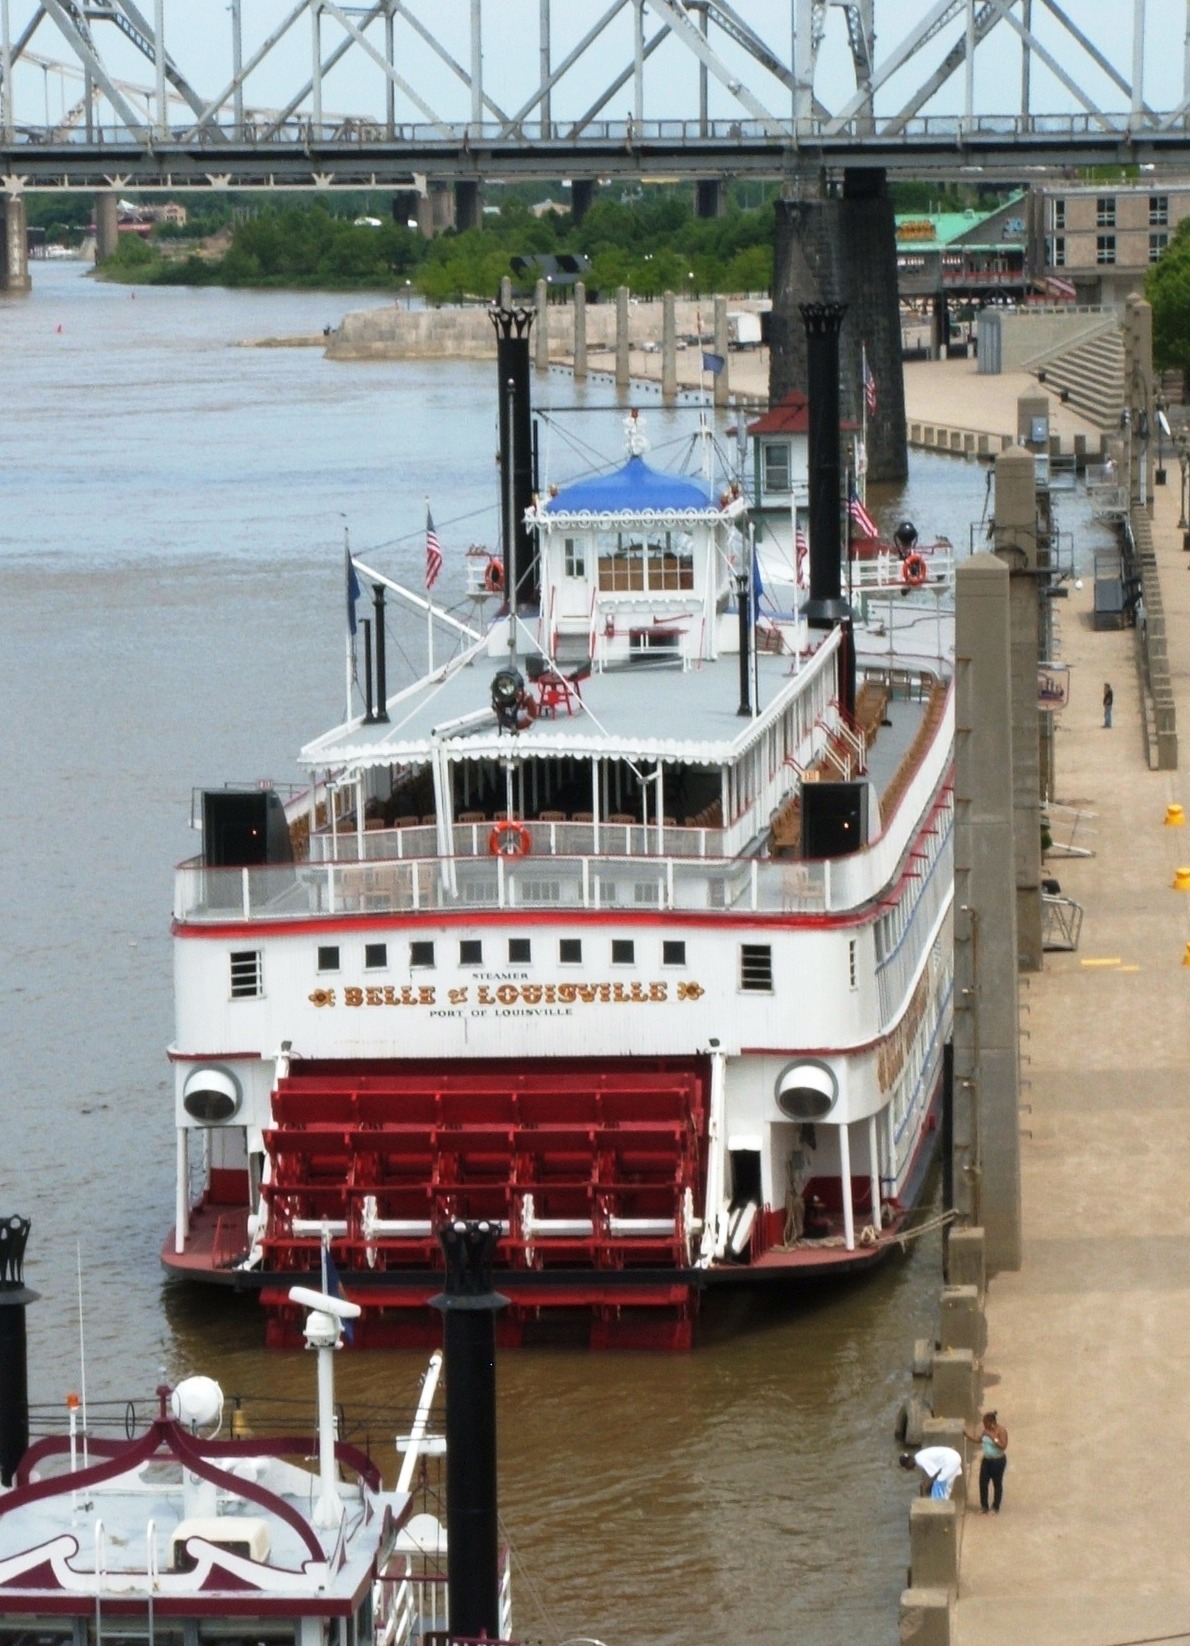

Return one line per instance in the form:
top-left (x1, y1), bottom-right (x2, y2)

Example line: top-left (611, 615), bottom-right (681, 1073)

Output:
top-left (491, 667), bottom-right (524, 731)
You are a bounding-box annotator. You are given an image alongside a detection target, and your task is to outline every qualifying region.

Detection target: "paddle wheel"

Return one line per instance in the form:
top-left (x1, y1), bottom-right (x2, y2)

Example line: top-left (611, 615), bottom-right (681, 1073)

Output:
top-left (254, 1057), bottom-right (709, 1349)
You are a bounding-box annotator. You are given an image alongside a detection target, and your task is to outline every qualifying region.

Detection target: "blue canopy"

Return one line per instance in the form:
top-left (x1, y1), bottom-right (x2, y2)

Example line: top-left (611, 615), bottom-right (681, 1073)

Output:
top-left (545, 455), bottom-right (714, 515)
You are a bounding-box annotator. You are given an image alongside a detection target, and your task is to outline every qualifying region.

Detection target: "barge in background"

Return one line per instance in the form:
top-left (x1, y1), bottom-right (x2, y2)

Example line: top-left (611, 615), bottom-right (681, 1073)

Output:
top-left (162, 302), bottom-right (954, 1349)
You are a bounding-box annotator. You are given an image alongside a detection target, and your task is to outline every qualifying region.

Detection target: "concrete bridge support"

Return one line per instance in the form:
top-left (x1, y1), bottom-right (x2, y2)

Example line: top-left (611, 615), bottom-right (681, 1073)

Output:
top-left (695, 179), bottom-right (725, 219)
top-left (1, 196), bottom-right (31, 292)
top-left (570, 179), bottom-right (597, 225)
top-left (95, 193), bottom-right (119, 263)
top-left (770, 169), bottom-right (907, 482)
top-left (712, 295), bottom-right (729, 408)
top-left (455, 180), bottom-right (482, 232)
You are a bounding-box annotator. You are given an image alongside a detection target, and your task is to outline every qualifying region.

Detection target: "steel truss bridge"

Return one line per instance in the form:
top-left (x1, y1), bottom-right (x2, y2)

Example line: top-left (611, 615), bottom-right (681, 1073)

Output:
top-left (3, 0), bottom-right (1190, 194)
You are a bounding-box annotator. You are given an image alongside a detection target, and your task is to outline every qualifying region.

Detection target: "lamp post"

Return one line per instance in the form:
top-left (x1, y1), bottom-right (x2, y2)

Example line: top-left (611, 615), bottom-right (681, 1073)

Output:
top-left (1178, 431), bottom-right (1190, 537)
top-left (1155, 392), bottom-right (1168, 486)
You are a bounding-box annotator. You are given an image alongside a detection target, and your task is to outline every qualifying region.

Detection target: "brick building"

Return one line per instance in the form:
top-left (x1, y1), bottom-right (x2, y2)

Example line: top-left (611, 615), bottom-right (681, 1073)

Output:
top-left (1039, 181), bottom-right (1190, 305)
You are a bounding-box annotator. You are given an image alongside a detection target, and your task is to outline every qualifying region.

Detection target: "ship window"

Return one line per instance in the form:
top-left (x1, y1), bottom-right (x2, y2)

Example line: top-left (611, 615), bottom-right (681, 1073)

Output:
top-left (410, 940), bottom-right (435, 968)
top-left (460, 939), bottom-right (483, 965)
top-left (740, 944), bottom-right (773, 992)
top-left (317, 945), bottom-right (340, 972)
top-left (763, 441), bottom-right (791, 493)
top-left (849, 938), bottom-right (857, 990)
top-left (365, 942), bottom-right (387, 970)
top-left (564, 537), bottom-right (585, 577)
top-left (612, 938), bottom-right (635, 964)
top-left (229, 950), bottom-right (262, 999)
top-left (663, 939), bottom-right (686, 965)
top-left (509, 937), bottom-right (531, 963)
top-left (559, 938), bottom-right (582, 963)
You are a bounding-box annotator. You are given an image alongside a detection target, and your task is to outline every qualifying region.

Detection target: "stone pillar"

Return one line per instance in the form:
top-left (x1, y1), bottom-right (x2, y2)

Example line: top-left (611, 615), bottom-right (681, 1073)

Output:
top-left (931, 292), bottom-right (949, 358)
top-left (573, 282), bottom-right (587, 379)
top-left (95, 193), bottom-right (119, 263)
top-left (454, 179), bottom-right (482, 232)
top-left (946, 1226), bottom-right (986, 1294)
top-left (712, 294), bottom-right (729, 408)
top-left (939, 1285), bottom-right (982, 1356)
top-left (662, 290), bottom-right (677, 402)
top-left (770, 171), bottom-right (907, 483)
top-left (909, 1501), bottom-right (958, 1590)
top-left (695, 178), bottom-right (725, 218)
top-left (899, 1589), bottom-right (953, 1646)
top-left (1123, 292), bottom-right (1155, 508)
top-left (992, 445), bottom-right (1043, 973)
top-left (616, 284), bottom-right (630, 388)
top-left (954, 553), bottom-right (1023, 1274)
top-left (570, 179), bottom-right (597, 225)
top-left (1, 196), bottom-right (31, 292)
top-left (499, 275), bottom-right (513, 309)
top-left (534, 279), bottom-right (549, 371)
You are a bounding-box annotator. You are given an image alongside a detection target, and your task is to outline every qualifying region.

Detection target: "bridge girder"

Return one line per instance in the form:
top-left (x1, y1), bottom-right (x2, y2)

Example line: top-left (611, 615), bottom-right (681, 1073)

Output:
top-left (0, 0), bottom-right (1188, 191)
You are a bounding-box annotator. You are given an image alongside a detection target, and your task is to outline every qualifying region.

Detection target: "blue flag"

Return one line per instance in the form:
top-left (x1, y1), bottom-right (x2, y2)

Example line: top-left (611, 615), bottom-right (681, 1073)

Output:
top-left (752, 545), bottom-right (764, 622)
top-left (702, 350), bottom-right (725, 376)
top-left (345, 546), bottom-right (361, 637)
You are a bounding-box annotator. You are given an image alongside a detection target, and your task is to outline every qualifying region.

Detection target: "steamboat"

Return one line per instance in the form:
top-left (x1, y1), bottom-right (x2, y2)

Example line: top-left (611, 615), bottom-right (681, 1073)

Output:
top-left (163, 303), bottom-right (955, 1349)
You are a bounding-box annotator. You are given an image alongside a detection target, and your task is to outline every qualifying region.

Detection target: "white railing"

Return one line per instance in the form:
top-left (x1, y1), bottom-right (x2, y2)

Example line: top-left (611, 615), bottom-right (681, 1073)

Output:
top-left (312, 818), bottom-right (726, 864)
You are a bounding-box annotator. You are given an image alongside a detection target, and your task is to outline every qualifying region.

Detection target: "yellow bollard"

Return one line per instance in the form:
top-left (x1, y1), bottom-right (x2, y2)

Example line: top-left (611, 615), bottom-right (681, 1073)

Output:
top-left (1165, 803), bottom-right (1186, 827)
top-left (1173, 867), bottom-right (1190, 891)
top-left (1183, 943), bottom-right (1190, 968)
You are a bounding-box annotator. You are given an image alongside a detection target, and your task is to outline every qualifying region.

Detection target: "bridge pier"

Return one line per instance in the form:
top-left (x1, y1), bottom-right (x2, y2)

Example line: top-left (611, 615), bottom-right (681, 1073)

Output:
top-left (662, 291), bottom-right (677, 402)
top-left (770, 169), bottom-right (907, 483)
top-left (1, 196), bottom-right (31, 293)
top-left (417, 185), bottom-right (456, 238)
top-left (570, 180), bottom-right (597, 225)
top-left (95, 194), bottom-right (119, 263)
top-left (455, 180), bottom-right (483, 233)
top-left (616, 285), bottom-right (630, 387)
top-left (695, 179), bottom-right (726, 219)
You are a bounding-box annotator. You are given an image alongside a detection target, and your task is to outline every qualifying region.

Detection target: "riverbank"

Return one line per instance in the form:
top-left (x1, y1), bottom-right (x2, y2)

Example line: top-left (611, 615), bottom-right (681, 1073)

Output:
top-left (948, 469), bottom-right (1190, 1643)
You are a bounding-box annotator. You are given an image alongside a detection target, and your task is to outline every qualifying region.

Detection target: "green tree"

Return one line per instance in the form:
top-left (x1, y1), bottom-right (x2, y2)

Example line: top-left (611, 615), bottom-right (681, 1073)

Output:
top-left (1147, 220), bottom-right (1190, 395)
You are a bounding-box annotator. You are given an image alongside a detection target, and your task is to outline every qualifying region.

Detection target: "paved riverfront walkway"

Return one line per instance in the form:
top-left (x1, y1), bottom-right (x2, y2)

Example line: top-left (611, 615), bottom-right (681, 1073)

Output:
top-left (953, 471), bottom-right (1190, 1644)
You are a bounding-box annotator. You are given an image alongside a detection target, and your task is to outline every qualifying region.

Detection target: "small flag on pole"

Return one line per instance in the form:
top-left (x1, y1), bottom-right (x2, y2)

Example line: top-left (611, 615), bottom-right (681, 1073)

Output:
top-left (863, 350), bottom-right (877, 416)
top-left (425, 506), bottom-right (443, 590)
top-left (702, 350), bottom-right (725, 376)
top-left (848, 483), bottom-right (879, 540)
top-left (795, 526), bottom-right (810, 589)
top-left (751, 543), bottom-right (764, 621)
top-left (345, 545), bottom-right (361, 635)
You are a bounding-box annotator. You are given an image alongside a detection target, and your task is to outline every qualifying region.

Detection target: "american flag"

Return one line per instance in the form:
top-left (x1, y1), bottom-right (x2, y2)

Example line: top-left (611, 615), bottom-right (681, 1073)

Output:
top-left (425, 506), bottom-right (442, 590)
top-left (848, 484), bottom-right (879, 539)
top-left (863, 350), bottom-right (877, 416)
top-left (795, 525), bottom-right (810, 589)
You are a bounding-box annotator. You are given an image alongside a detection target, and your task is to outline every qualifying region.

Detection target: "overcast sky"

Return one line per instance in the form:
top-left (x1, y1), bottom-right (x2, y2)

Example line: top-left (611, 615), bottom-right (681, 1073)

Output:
top-left (7, 0), bottom-right (1187, 131)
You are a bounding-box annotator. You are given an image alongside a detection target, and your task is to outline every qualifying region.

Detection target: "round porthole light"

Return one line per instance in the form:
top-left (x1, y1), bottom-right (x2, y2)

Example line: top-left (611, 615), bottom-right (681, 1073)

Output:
top-left (182, 1066), bottom-right (241, 1123)
top-left (774, 1060), bottom-right (837, 1121)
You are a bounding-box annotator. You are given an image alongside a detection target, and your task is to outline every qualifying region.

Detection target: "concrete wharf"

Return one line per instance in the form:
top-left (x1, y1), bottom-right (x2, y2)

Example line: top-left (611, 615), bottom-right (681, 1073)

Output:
top-left (944, 429), bottom-right (1190, 1643)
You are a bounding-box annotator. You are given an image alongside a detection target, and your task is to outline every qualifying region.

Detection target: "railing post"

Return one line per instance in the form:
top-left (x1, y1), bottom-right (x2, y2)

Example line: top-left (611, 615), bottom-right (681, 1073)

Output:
top-left (241, 866), bottom-right (250, 919)
top-left (326, 864), bottom-right (336, 914)
top-left (497, 853), bottom-right (506, 908)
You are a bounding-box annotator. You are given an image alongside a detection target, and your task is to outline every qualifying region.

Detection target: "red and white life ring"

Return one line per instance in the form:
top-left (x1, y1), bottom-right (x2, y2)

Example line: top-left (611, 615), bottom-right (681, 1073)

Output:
top-left (484, 559), bottom-right (505, 594)
top-left (901, 553), bottom-right (928, 588)
top-left (488, 819), bottom-right (531, 858)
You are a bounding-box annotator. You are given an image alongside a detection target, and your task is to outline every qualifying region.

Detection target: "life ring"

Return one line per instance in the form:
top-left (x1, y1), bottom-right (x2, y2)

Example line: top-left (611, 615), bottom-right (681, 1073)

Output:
top-left (902, 553), bottom-right (928, 588)
top-left (488, 819), bottom-right (531, 858)
top-left (484, 559), bottom-right (505, 594)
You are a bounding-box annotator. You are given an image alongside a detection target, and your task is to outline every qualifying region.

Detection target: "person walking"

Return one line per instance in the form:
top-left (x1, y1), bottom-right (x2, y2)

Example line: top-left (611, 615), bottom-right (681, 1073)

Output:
top-left (899, 1445), bottom-right (963, 1500)
top-left (965, 1410), bottom-right (1009, 1513)
top-left (1103, 682), bottom-right (1114, 728)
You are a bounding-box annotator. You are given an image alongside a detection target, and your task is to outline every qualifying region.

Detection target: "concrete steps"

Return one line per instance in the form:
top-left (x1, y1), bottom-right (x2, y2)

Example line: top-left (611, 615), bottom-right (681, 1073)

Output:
top-left (1032, 328), bottom-right (1125, 430)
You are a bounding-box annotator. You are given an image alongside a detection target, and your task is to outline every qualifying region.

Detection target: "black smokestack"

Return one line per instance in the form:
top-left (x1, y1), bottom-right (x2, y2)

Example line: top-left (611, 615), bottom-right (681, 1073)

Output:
top-left (0, 1216), bottom-right (38, 1487)
top-left (372, 581), bottom-right (389, 723)
top-left (490, 307), bottom-right (538, 613)
top-left (430, 1220), bottom-right (507, 1643)
top-left (800, 302), bottom-right (850, 630)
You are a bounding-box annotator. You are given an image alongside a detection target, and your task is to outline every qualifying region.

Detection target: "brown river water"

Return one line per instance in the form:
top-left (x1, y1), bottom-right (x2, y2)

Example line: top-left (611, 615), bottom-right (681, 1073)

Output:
top-left (4, 260), bottom-right (1107, 1644)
